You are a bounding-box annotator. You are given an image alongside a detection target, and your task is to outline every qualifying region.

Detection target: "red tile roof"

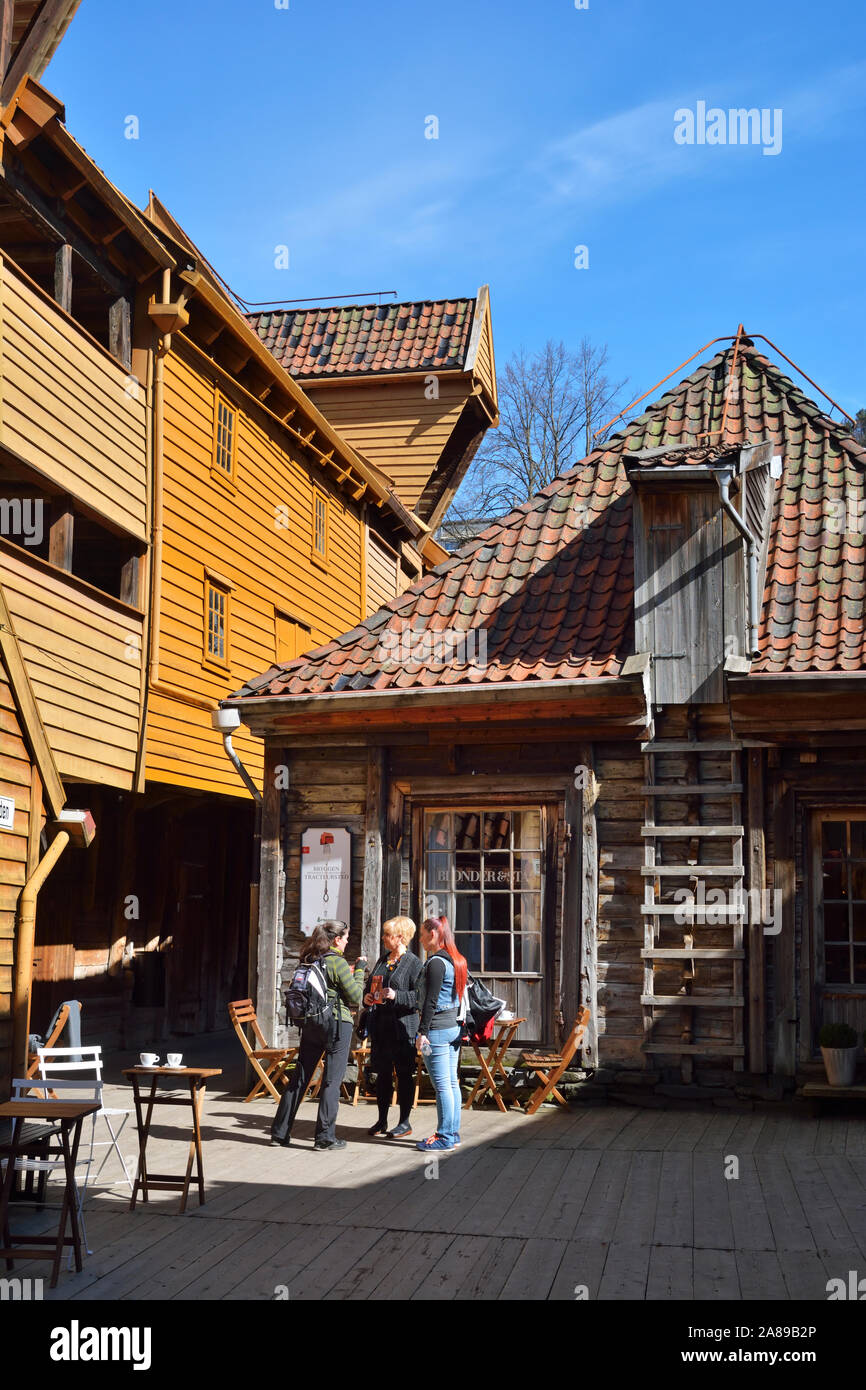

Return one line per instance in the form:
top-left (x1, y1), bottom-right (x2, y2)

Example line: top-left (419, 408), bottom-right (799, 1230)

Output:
top-left (233, 344), bottom-right (866, 700)
top-left (246, 297), bottom-right (476, 379)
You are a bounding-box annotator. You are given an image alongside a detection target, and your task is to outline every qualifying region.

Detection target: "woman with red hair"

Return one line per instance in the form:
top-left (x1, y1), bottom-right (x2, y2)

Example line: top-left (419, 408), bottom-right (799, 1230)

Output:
top-left (415, 915), bottom-right (468, 1152)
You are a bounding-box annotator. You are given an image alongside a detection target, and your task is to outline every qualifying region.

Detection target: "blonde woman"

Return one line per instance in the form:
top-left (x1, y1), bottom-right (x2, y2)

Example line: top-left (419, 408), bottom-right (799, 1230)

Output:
top-left (364, 916), bottom-right (422, 1138)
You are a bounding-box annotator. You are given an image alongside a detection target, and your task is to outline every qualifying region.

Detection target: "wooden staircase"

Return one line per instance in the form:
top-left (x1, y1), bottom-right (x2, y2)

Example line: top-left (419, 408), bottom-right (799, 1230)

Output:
top-left (640, 734), bottom-right (746, 1078)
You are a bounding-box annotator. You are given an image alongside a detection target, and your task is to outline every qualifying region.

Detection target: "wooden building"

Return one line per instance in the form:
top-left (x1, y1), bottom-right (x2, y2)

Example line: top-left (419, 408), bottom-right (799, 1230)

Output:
top-left (247, 290), bottom-right (498, 530)
top-left (0, 59), bottom-right (163, 1092)
top-left (230, 338), bottom-right (866, 1092)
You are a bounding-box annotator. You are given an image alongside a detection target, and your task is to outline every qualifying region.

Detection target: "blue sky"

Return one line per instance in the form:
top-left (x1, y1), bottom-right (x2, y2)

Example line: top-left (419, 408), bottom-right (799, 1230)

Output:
top-left (45, 0), bottom-right (866, 419)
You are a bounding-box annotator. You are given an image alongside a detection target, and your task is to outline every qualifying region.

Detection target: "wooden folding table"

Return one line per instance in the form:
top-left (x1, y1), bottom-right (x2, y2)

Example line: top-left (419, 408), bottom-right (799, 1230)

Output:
top-left (463, 1016), bottom-right (526, 1112)
top-left (0, 1098), bottom-right (98, 1287)
top-left (123, 1066), bottom-right (221, 1214)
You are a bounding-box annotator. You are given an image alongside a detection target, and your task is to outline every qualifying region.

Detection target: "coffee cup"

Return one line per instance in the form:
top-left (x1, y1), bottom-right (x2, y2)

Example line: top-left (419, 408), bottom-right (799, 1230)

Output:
top-left (166, 1053), bottom-right (183, 1068)
top-left (140, 1052), bottom-right (159, 1066)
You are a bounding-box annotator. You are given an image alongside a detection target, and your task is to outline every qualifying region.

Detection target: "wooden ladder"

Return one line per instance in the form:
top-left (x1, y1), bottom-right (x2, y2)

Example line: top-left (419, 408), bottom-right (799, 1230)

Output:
top-left (640, 734), bottom-right (745, 1079)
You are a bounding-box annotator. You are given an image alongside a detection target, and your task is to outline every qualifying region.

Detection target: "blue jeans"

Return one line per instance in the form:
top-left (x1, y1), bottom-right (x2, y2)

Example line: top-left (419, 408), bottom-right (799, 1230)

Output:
top-left (424, 1025), bottom-right (462, 1144)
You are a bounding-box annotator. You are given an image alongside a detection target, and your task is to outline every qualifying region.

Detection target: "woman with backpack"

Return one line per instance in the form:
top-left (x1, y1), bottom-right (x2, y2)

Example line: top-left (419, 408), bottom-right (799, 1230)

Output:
top-left (364, 916), bottom-right (423, 1139)
top-left (271, 920), bottom-right (366, 1150)
top-left (414, 914), bottom-right (468, 1152)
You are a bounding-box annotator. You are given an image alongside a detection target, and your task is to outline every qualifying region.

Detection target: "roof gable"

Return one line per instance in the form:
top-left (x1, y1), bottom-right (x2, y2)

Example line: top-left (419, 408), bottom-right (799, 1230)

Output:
top-left (232, 343), bottom-right (866, 700)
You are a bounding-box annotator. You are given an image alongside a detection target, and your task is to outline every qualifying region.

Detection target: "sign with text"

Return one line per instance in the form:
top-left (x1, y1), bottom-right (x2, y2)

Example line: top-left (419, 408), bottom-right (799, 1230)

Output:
top-left (0, 796), bottom-right (14, 830)
top-left (300, 827), bottom-right (351, 936)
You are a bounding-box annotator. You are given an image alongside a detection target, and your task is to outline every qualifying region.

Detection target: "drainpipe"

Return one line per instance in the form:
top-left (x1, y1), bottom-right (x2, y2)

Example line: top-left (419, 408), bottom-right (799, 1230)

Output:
top-left (147, 268), bottom-right (173, 691)
top-left (212, 707), bottom-right (262, 804)
top-left (11, 811), bottom-right (96, 1077)
top-left (716, 465), bottom-right (760, 659)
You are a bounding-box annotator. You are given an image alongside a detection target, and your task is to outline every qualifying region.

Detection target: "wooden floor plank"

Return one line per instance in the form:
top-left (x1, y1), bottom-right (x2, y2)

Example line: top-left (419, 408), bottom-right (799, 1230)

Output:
top-left (461, 1148), bottom-right (545, 1237)
top-left (727, 1154), bottom-right (775, 1252)
top-left (597, 1242), bottom-right (651, 1299)
top-left (653, 1151), bottom-right (693, 1247)
top-left (613, 1151), bottom-right (663, 1245)
top-left (548, 1237), bottom-right (609, 1300)
top-left (572, 1149), bottom-right (632, 1241)
top-left (410, 1235), bottom-right (497, 1301)
top-left (289, 1225), bottom-right (385, 1300)
top-left (693, 1247), bottom-right (740, 1299)
top-left (778, 1248), bottom-right (834, 1300)
top-left (533, 1148), bottom-right (603, 1240)
top-left (495, 1148), bottom-right (573, 1238)
top-left (646, 1244), bottom-right (694, 1300)
top-left (499, 1237), bottom-right (568, 1300)
top-left (785, 1153), bottom-right (863, 1258)
top-left (734, 1249), bottom-right (788, 1300)
top-left (692, 1151), bottom-right (735, 1250)
top-left (755, 1153), bottom-right (817, 1253)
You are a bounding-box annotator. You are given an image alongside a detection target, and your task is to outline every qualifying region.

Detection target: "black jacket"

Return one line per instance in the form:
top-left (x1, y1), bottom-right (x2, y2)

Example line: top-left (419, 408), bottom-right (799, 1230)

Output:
top-left (366, 950), bottom-right (422, 1057)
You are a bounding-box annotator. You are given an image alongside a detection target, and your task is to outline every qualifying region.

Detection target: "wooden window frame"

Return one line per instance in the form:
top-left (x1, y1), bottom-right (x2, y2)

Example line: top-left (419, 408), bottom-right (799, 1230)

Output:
top-left (211, 389), bottom-right (238, 488)
top-left (311, 487), bottom-right (329, 570)
top-left (810, 807), bottom-right (866, 1000)
top-left (419, 802), bottom-right (547, 981)
top-left (202, 570), bottom-right (233, 673)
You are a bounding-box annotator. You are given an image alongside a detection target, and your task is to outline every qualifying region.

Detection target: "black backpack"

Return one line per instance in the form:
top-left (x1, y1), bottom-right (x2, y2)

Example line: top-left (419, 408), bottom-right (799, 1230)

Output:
top-left (461, 975), bottom-right (506, 1044)
top-left (285, 957), bottom-right (337, 1038)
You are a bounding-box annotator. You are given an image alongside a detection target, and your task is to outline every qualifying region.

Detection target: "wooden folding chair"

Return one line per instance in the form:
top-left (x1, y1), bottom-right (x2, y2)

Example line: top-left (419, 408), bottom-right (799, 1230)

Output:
top-left (229, 999), bottom-right (298, 1103)
top-left (515, 1007), bottom-right (591, 1116)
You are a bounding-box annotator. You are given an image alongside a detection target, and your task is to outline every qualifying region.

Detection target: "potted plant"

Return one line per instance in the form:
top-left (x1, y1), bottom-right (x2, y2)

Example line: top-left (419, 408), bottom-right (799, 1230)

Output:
top-left (818, 1022), bottom-right (859, 1087)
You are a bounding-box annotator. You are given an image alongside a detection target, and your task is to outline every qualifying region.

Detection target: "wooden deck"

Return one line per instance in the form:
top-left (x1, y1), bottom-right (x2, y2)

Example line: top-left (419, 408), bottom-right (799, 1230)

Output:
top-left (6, 1078), bottom-right (866, 1301)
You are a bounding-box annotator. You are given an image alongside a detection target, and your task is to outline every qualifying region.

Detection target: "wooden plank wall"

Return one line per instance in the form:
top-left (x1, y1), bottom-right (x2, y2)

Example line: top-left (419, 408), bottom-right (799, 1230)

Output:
top-left (303, 376), bottom-right (469, 511)
top-left (2, 545), bottom-right (144, 789)
top-left (0, 257), bottom-right (148, 540)
top-left (472, 304), bottom-right (496, 404)
top-left (0, 661), bottom-right (40, 1097)
top-left (366, 532), bottom-right (399, 614)
top-left (146, 347), bottom-right (365, 796)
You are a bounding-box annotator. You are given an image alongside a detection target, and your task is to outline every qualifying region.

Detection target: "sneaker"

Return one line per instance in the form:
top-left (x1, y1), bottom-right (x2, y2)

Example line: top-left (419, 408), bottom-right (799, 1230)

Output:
top-left (415, 1134), bottom-right (455, 1152)
top-left (314, 1138), bottom-right (347, 1150)
top-left (270, 1136), bottom-right (291, 1147)
top-left (386, 1121), bottom-right (412, 1138)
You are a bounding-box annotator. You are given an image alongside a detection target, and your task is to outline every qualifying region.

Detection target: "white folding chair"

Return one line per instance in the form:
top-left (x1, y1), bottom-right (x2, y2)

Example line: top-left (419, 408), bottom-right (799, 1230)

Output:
top-left (36, 1046), bottom-right (134, 1200)
top-left (9, 1075), bottom-right (96, 1262)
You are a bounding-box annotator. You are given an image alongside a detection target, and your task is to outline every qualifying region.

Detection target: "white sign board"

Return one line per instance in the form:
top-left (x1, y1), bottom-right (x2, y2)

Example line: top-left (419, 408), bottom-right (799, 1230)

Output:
top-left (300, 827), bottom-right (351, 936)
top-left (0, 796), bottom-right (14, 830)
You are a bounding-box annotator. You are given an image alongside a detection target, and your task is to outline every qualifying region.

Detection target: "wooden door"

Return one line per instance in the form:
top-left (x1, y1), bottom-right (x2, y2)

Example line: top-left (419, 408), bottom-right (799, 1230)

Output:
top-left (809, 810), bottom-right (866, 1054)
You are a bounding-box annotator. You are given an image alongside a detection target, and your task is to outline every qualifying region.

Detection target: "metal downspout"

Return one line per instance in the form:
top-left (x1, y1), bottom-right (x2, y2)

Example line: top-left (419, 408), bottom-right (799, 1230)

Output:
top-left (716, 467), bottom-right (760, 658)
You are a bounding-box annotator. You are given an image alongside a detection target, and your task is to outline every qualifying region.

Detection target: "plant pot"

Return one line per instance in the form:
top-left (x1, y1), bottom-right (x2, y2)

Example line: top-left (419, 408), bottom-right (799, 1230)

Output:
top-left (820, 1045), bottom-right (858, 1087)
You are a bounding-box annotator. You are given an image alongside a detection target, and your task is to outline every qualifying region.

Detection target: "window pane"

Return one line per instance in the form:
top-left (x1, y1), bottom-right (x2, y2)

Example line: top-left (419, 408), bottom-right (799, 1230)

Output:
top-left (454, 895), bottom-right (481, 935)
top-left (514, 852), bottom-right (542, 891)
top-left (824, 901), bottom-right (850, 942)
top-left (484, 812), bottom-right (511, 850)
top-left (822, 821), bottom-right (846, 857)
top-left (513, 810), bottom-right (542, 849)
top-left (425, 812), bottom-right (452, 851)
top-left (514, 894), bottom-right (542, 932)
top-left (485, 895), bottom-right (511, 933)
top-left (850, 864), bottom-right (866, 899)
top-left (514, 935), bottom-right (542, 973)
top-left (426, 852), bottom-right (451, 896)
top-left (854, 948), bottom-right (866, 985)
top-left (851, 822), bottom-right (866, 860)
top-left (455, 852), bottom-right (481, 889)
top-left (853, 904), bottom-right (866, 944)
top-left (825, 946), bottom-right (850, 985)
top-left (454, 812), bottom-right (481, 849)
top-left (822, 861), bottom-right (846, 899)
top-left (485, 934), bottom-right (511, 972)
top-left (424, 889), bottom-right (452, 923)
top-left (456, 933), bottom-right (481, 971)
top-left (483, 852), bottom-right (512, 889)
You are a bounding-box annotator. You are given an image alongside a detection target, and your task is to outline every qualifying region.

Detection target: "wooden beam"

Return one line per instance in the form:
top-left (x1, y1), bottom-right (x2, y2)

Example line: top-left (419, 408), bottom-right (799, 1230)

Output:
top-left (0, 1), bottom-right (13, 88)
top-left (47, 496), bottom-right (73, 570)
top-left (2, 0), bottom-right (77, 103)
top-left (53, 241), bottom-right (71, 313)
top-left (747, 748), bottom-right (767, 1073)
top-left (0, 160), bottom-right (130, 297)
top-left (361, 747), bottom-right (385, 964)
top-left (256, 742), bottom-right (284, 1048)
top-left (109, 294), bottom-right (132, 370)
top-left (120, 553), bottom-right (141, 608)
top-left (0, 583), bottom-right (65, 818)
top-left (578, 749), bottom-right (598, 1067)
top-left (383, 767), bottom-right (403, 920)
top-left (772, 782), bottom-right (797, 1076)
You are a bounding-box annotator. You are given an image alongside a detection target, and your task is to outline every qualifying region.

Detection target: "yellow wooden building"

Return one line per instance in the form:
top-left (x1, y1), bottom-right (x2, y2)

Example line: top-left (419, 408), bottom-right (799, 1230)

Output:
top-left (0, 58), bottom-right (498, 1077)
